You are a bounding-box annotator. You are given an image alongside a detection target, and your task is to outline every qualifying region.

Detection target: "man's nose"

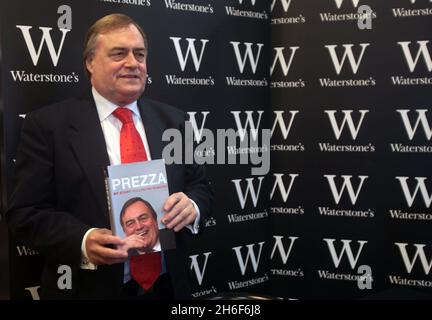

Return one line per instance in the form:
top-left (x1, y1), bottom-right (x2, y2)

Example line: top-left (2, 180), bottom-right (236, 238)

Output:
top-left (124, 51), bottom-right (138, 67)
top-left (137, 219), bottom-right (147, 228)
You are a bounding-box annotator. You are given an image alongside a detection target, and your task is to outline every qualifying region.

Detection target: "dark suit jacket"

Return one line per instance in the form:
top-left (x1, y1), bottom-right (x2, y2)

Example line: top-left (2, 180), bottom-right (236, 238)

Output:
top-left (6, 92), bottom-right (213, 299)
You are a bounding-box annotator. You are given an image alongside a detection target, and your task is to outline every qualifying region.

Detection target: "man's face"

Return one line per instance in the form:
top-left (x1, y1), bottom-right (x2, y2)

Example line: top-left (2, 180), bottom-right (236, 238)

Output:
top-left (122, 201), bottom-right (158, 249)
top-left (86, 24), bottom-right (147, 106)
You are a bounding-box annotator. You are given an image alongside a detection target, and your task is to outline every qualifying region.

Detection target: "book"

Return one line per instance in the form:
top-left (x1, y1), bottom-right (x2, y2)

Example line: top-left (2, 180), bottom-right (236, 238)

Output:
top-left (105, 159), bottom-right (176, 255)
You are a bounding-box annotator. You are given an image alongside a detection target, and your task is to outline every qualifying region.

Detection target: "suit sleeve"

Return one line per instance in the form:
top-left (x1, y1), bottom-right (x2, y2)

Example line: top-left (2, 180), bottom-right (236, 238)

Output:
top-left (180, 118), bottom-right (214, 232)
top-left (6, 112), bottom-right (89, 266)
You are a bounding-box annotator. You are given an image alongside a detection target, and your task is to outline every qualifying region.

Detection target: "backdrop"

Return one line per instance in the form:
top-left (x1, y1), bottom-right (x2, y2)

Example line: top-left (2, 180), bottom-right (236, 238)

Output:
top-left (0, 0), bottom-right (431, 300)
top-left (270, 0), bottom-right (432, 299)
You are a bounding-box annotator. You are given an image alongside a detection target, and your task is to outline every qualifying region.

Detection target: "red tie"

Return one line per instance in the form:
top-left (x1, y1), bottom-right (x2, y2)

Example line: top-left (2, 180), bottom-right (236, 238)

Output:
top-left (113, 107), bottom-right (148, 163)
top-left (113, 107), bottom-right (162, 291)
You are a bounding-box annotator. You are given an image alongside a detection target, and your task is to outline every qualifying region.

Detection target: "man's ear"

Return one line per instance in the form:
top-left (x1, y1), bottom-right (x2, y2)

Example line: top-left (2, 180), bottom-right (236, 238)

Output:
top-left (85, 57), bottom-right (93, 74)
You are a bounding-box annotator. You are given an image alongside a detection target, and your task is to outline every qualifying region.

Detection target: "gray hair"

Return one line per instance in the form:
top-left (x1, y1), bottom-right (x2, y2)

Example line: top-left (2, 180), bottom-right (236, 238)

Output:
top-left (83, 13), bottom-right (148, 77)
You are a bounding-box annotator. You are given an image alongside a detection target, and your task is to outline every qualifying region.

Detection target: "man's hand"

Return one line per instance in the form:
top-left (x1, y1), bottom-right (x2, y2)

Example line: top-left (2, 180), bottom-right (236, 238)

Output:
top-left (162, 192), bottom-right (197, 232)
top-left (117, 234), bottom-right (153, 254)
top-left (85, 228), bottom-right (128, 265)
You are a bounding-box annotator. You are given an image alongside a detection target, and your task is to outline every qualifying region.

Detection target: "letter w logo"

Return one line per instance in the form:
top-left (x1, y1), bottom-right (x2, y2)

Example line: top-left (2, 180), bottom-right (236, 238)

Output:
top-left (230, 42), bottom-right (264, 74)
top-left (398, 41), bottom-right (432, 72)
top-left (323, 238), bottom-right (367, 269)
top-left (270, 47), bottom-right (299, 76)
top-left (270, 236), bottom-right (298, 264)
top-left (231, 110), bottom-right (264, 141)
top-left (397, 109), bottom-right (432, 141)
top-left (17, 25), bottom-right (70, 67)
top-left (233, 242), bottom-right (265, 275)
top-left (238, 0), bottom-right (257, 4)
top-left (271, 110), bottom-right (299, 139)
top-left (396, 177), bottom-right (432, 207)
top-left (325, 110), bottom-right (369, 140)
top-left (395, 243), bottom-right (432, 275)
top-left (187, 111), bottom-right (210, 143)
top-left (232, 177), bottom-right (264, 209)
top-left (408, 0), bottom-right (432, 3)
top-left (334, 0), bottom-right (361, 9)
top-left (270, 0), bottom-right (293, 12)
top-left (270, 174), bottom-right (298, 202)
top-left (169, 37), bottom-right (209, 72)
top-left (325, 43), bottom-right (370, 75)
top-left (189, 252), bottom-right (212, 285)
top-left (324, 175), bottom-right (368, 205)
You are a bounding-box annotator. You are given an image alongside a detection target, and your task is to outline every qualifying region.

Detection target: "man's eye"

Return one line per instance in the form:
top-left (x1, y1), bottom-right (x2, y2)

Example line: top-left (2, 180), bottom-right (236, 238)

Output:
top-left (138, 215), bottom-right (148, 222)
top-left (110, 51), bottom-right (126, 60)
top-left (134, 51), bottom-right (146, 62)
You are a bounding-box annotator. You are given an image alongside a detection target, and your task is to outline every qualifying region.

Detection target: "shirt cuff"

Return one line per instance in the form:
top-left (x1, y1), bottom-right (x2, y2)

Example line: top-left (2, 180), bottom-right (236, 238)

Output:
top-left (186, 199), bottom-right (200, 234)
top-left (81, 228), bottom-right (98, 270)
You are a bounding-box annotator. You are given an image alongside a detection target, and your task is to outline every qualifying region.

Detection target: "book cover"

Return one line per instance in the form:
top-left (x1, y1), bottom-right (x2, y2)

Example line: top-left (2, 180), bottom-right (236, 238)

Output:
top-left (106, 159), bottom-right (176, 255)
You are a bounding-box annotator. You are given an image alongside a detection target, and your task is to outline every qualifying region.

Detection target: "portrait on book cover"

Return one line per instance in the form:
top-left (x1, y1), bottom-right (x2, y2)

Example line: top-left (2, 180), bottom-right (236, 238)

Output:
top-left (107, 159), bottom-right (176, 254)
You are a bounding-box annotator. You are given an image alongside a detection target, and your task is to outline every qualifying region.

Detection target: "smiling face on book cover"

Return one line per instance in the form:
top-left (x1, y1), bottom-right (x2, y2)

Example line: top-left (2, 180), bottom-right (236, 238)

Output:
top-left (120, 198), bottom-right (159, 252)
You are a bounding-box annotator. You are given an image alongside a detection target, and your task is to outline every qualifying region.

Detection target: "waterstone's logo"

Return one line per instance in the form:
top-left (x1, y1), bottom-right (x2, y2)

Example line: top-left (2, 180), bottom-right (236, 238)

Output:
top-left (164, 0), bottom-right (214, 14)
top-left (390, 109), bottom-right (432, 153)
top-left (270, 235), bottom-right (304, 279)
top-left (225, 0), bottom-right (268, 20)
top-left (318, 238), bottom-right (372, 285)
top-left (319, 175), bottom-right (375, 219)
top-left (389, 176), bottom-right (432, 222)
top-left (319, 109), bottom-right (375, 153)
top-left (270, 46), bottom-right (305, 89)
top-left (270, 0), bottom-right (306, 25)
top-left (97, 0), bottom-right (151, 7)
top-left (391, 40), bottom-right (432, 86)
top-left (320, 43), bottom-right (376, 88)
top-left (389, 242), bottom-right (432, 288)
top-left (271, 110), bottom-right (304, 152)
top-left (166, 37), bottom-right (214, 86)
top-left (226, 41), bottom-right (267, 87)
top-left (228, 242), bottom-right (269, 291)
top-left (320, 0), bottom-right (376, 28)
top-left (270, 173), bottom-right (304, 216)
top-left (392, 0), bottom-right (432, 18)
top-left (12, 5), bottom-right (79, 84)
top-left (189, 252), bottom-right (218, 298)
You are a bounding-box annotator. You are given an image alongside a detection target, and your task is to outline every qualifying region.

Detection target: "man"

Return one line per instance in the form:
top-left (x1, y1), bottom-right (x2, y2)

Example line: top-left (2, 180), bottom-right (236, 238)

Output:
top-left (6, 13), bottom-right (213, 299)
top-left (119, 197), bottom-right (160, 255)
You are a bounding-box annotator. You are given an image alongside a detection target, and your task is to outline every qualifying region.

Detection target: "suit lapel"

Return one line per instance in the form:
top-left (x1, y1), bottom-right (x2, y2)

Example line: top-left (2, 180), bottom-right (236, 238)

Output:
top-left (138, 99), bottom-right (181, 195)
top-left (138, 99), bottom-right (164, 160)
top-left (67, 95), bottom-right (110, 220)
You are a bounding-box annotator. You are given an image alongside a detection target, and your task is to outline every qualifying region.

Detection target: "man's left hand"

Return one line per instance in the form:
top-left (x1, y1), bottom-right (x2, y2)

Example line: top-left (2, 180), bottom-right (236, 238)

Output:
top-left (162, 192), bottom-right (197, 232)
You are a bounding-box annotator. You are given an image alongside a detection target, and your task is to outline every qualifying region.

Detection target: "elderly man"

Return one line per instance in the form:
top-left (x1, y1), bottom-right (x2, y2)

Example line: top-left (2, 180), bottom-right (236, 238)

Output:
top-left (6, 13), bottom-right (213, 299)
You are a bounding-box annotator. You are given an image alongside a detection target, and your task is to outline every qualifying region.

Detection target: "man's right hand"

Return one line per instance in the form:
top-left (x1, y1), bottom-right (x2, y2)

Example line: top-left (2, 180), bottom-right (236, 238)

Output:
top-left (85, 228), bottom-right (129, 265)
top-left (117, 234), bottom-right (152, 254)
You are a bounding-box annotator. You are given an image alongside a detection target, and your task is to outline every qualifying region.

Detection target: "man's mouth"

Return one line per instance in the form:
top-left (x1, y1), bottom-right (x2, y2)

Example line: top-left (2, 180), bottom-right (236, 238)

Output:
top-left (138, 231), bottom-right (148, 236)
top-left (120, 74), bottom-right (140, 79)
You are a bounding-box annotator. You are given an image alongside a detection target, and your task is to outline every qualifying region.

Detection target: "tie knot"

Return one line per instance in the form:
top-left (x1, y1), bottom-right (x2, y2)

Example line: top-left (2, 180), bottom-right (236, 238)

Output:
top-left (113, 107), bottom-right (133, 124)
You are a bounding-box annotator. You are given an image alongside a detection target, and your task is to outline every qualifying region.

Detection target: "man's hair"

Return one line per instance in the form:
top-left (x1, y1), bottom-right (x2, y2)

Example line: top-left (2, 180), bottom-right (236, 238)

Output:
top-left (83, 13), bottom-right (148, 77)
top-left (120, 197), bottom-right (157, 227)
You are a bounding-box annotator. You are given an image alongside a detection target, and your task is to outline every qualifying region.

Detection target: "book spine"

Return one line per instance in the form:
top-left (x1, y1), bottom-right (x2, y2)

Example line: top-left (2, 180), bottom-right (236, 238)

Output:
top-left (104, 170), bottom-right (117, 236)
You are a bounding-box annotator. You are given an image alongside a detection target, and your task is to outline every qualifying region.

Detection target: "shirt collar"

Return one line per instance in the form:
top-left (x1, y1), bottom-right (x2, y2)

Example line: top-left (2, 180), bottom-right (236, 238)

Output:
top-left (92, 87), bottom-right (141, 122)
top-left (153, 240), bottom-right (161, 252)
